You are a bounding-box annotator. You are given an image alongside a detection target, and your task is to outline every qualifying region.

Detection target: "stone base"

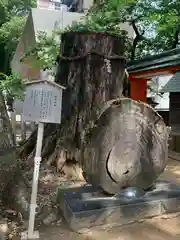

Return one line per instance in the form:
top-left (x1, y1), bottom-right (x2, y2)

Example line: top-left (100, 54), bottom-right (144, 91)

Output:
top-left (56, 181), bottom-right (180, 233)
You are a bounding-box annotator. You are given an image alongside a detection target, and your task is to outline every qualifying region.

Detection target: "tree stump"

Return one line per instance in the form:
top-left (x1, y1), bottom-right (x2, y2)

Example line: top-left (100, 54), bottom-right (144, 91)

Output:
top-left (56, 31), bottom-right (128, 150)
top-left (82, 98), bottom-right (169, 194)
top-left (21, 31), bottom-right (168, 195)
top-left (20, 31), bottom-right (128, 160)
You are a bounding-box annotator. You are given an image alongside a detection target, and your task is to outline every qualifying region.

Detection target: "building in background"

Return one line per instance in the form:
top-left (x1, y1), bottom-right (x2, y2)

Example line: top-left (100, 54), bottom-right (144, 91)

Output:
top-left (36, 0), bottom-right (94, 12)
top-left (37, 0), bottom-right (66, 10)
top-left (147, 75), bottom-right (171, 126)
top-left (11, 7), bottom-right (84, 83)
top-left (36, 0), bottom-right (135, 38)
top-left (70, 0), bottom-right (93, 12)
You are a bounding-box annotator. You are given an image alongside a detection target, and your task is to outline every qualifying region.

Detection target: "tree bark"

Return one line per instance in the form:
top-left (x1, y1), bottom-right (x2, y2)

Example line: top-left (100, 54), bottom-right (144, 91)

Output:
top-left (57, 32), bottom-right (128, 149)
top-left (20, 31), bottom-right (128, 161)
top-left (130, 20), bottom-right (145, 60)
top-left (0, 92), bottom-right (30, 218)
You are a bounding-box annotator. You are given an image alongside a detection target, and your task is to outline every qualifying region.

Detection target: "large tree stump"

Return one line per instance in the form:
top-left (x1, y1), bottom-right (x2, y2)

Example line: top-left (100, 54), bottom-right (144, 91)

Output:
top-left (21, 31), bottom-right (168, 195)
top-left (20, 31), bottom-right (128, 159)
top-left (54, 31), bottom-right (129, 161)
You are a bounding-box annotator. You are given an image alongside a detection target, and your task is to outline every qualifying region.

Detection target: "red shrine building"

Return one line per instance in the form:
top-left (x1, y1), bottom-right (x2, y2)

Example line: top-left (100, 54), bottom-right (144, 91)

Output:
top-left (127, 48), bottom-right (180, 151)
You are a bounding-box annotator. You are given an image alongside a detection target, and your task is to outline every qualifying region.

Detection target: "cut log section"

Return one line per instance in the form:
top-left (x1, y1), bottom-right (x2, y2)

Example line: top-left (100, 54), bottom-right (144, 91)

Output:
top-left (82, 98), bottom-right (169, 194)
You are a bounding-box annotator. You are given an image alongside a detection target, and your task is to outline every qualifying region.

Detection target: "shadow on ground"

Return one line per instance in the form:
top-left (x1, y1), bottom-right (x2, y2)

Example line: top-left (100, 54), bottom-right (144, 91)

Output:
top-left (38, 215), bottom-right (180, 240)
top-left (159, 158), bottom-right (180, 184)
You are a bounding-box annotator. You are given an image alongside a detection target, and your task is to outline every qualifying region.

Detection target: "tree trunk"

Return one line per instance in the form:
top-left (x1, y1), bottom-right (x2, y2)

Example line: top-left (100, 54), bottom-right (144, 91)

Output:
top-left (0, 92), bottom-right (29, 218)
top-left (20, 31), bottom-right (128, 160)
top-left (20, 31), bottom-right (168, 194)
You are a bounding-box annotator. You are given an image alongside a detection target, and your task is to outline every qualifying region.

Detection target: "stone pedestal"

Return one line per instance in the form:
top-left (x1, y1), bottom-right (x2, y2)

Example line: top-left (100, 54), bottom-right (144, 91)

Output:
top-left (57, 181), bottom-right (180, 233)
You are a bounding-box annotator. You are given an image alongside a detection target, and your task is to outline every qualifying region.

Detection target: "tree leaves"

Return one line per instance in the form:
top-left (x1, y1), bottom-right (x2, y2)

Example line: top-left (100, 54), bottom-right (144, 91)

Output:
top-left (22, 30), bottom-right (60, 70)
top-left (20, 0), bottom-right (180, 71)
top-left (0, 1), bottom-right (36, 97)
top-left (0, 0), bottom-right (36, 74)
top-left (0, 16), bottom-right (25, 55)
top-left (0, 72), bottom-right (25, 99)
top-left (144, 0), bottom-right (180, 52)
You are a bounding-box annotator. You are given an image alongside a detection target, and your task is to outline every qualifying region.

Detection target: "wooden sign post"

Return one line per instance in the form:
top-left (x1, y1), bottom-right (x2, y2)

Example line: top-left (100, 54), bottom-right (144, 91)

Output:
top-left (21, 80), bottom-right (65, 239)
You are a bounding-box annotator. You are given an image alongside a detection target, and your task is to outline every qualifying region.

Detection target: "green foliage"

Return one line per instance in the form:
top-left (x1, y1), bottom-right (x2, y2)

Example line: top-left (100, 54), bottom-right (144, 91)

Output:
top-left (0, 0), bottom-right (36, 99)
top-left (22, 0), bottom-right (179, 70)
top-left (22, 31), bottom-right (60, 70)
top-left (0, 73), bottom-right (25, 99)
top-left (0, 16), bottom-right (25, 57)
top-left (0, 0), bottom-right (36, 19)
top-left (0, 0), bottom-right (37, 73)
top-left (70, 0), bottom-right (135, 34)
top-left (23, 0), bottom-right (136, 69)
top-left (134, 0), bottom-right (179, 56)
top-left (152, 0), bottom-right (179, 51)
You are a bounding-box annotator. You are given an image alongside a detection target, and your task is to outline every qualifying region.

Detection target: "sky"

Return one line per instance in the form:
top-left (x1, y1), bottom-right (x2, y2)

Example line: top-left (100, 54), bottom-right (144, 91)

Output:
top-left (155, 75), bottom-right (172, 110)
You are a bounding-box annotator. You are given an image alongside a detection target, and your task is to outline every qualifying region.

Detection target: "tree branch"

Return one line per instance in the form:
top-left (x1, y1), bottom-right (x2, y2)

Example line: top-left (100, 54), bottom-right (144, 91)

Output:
top-left (130, 20), bottom-right (146, 60)
top-left (131, 20), bottom-right (140, 37)
top-left (172, 25), bottom-right (179, 49)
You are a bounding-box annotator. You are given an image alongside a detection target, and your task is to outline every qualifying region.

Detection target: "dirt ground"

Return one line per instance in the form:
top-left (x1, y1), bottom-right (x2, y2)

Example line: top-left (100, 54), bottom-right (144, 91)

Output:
top-left (39, 216), bottom-right (180, 240)
top-left (29, 158), bottom-right (180, 240)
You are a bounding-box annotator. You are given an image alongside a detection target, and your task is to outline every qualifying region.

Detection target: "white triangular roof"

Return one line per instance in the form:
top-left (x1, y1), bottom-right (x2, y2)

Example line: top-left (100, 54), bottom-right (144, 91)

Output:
top-left (160, 71), bottom-right (180, 93)
top-left (11, 8), bottom-right (85, 74)
top-left (25, 79), bottom-right (66, 89)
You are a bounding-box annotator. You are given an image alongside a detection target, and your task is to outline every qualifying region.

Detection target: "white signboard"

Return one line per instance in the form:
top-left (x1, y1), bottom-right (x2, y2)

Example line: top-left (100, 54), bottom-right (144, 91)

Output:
top-left (22, 81), bottom-right (65, 124)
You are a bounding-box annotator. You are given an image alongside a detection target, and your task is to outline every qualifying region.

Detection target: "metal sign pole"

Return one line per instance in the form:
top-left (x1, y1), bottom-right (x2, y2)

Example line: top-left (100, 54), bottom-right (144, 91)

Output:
top-left (28, 122), bottom-right (44, 239)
